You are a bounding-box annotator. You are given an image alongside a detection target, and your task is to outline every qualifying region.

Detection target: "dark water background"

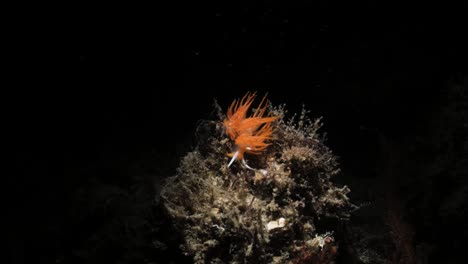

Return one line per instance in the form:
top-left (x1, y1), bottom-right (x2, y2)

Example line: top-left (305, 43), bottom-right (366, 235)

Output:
top-left (16, 2), bottom-right (467, 263)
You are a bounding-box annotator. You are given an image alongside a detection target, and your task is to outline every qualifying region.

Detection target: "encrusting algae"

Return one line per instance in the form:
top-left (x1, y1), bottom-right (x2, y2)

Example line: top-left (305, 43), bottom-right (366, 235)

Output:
top-left (160, 92), bottom-right (356, 263)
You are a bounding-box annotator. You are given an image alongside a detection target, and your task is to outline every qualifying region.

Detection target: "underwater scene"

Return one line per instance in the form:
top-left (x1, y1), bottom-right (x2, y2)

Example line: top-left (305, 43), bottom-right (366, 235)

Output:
top-left (22, 2), bottom-right (467, 264)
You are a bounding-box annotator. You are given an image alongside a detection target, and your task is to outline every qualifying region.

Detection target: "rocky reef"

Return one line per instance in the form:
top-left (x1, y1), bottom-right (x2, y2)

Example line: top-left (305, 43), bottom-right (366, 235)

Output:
top-left (160, 103), bottom-right (356, 263)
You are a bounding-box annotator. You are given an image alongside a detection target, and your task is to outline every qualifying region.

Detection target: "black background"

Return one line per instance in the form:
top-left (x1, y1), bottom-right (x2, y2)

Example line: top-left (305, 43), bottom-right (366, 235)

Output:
top-left (18, 1), bottom-right (468, 263)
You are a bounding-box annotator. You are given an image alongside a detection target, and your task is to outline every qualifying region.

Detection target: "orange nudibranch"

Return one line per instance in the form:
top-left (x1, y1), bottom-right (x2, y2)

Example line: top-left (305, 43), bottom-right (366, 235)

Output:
top-left (223, 92), bottom-right (278, 167)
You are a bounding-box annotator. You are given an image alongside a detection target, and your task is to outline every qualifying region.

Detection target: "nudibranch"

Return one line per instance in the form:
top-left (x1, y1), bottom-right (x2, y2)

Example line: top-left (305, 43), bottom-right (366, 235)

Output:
top-left (223, 92), bottom-right (278, 168)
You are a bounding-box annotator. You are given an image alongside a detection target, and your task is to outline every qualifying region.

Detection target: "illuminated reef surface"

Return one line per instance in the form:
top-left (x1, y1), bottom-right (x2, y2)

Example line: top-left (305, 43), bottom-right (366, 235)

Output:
top-left (161, 104), bottom-right (356, 263)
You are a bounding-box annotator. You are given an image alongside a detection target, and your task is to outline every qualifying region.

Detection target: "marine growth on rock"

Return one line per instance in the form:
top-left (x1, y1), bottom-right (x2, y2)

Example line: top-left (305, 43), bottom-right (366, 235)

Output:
top-left (161, 93), bottom-right (356, 263)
